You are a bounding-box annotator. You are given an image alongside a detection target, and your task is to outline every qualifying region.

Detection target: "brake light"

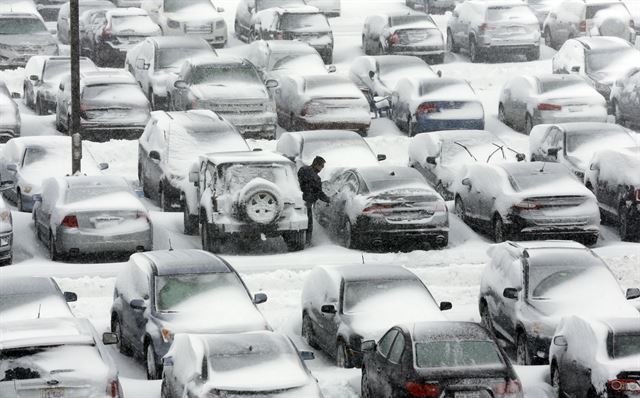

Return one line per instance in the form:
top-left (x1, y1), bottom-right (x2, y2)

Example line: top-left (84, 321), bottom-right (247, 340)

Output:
top-left (479, 23), bottom-right (494, 31)
top-left (494, 379), bottom-right (523, 397)
top-left (62, 215), bottom-right (78, 228)
top-left (101, 28), bottom-right (111, 38)
top-left (405, 382), bottom-right (440, 397)
top-left (537, 103), bottom-right (562, 111)
top-left (363, 204), bottom-right (393, 213)
top-left (389, 32), bottom-right (400, 44)
top-left (417, 102), bottom-right (439, 113)
top-left (513, 201), bottom-right (540, 210)
top-left (608, 379), bottom-right (640, 392)
top-left (107, 379), bottom-right (120, 398)
top-left (579, 20), bottom-right (586, 32)
top-left (635, 188), bottom-right (640, 202)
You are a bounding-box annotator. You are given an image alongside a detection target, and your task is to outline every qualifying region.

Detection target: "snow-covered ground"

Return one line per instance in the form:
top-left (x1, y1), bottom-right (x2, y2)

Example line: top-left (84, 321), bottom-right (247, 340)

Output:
top-left (1, 1), bottom-right (639, 397)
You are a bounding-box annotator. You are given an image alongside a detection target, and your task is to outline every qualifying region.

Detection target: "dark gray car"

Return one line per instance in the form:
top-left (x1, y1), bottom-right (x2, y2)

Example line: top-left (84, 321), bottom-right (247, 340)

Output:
top-left (611, 66), bottom-right (640, 127)
top-left (110, 249), bottom-right (270, 380)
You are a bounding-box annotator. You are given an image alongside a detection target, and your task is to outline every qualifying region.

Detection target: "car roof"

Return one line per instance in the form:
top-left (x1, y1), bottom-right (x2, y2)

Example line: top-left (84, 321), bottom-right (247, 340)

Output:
top-left (153, 110), bottom-right (229, 128)
top-left (201, 150), bottom-right (290, 165)
top-left (410, 321), bottom-right (494, 341)
top-left (62, 175), bottom-right (129, 189)
top-left (556, 122), bottom-right (629, 134)
top-left (289, 129), bottom-right (365, 144)
top-left (373, 55), bottom-right (429, 67)
top-left (81, 70), bottom-right (136, 86)
top-left (0, 276), bottom-right (60, 296)
top-left (574, 36), bottom-right (632, 50)
top-left (0, 317), bottom-right (95, 349)
top-left (423, 130), bottom-right (498, 143)
top-left (135, 249), bottom-right (233, 276)
top-left (320, 264), bottom-right (418, 283)
top-left (353, 165), bottom-right (425, 184)
top-left (8, 136), bottom-right (70, 150)
top-left (270, 5), bottom-right (321, 14)
top-left (0, 12), bottom-right (41, 18)
top-left (106, 7), bottom-right (148, 17)
top-left (198, 331), bottom-right (296, 356)
top-left (149, 36), bottom-right (212, 50)
top-left (188, 55), bottom-right (248, 68)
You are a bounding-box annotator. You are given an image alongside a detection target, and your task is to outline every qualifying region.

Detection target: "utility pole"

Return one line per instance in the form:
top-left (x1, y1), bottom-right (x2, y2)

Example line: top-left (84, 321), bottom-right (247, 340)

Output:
top-left (70, 0), bottom-right (82, 174)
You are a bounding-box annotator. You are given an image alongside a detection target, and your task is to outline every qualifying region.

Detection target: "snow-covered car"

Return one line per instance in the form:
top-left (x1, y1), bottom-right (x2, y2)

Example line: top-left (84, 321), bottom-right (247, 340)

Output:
top-left (91, 8), bottom-right (161, 67)
top-left (480, 241), bottom-right (640, 365)
top-left (251, 5), bottom-right (334, 63)
top-left (0, 196), bottom-right (12, 265)
top-left (23, 56), bottom-right (97, 115)
top-left (0, 136), bottom-right (108, 212)
top-left (162, 331), bottom-right (323, 398)
top-left (0, 80), bottom-right (20, 142)
top-left (552, 36), bottom-right (640, 100)
top-left (361, 322), bottom-right (523, 398)
top-left (349, 55), bottom-right (438, 111)
top-left (56, 69), bottom-right (151, 140)
top-left (362, 12), bottom-right (445, 64)
top-left (454, 162), bottom-right (600, 244)
top-left (110, 249), bottom-right (270, 379)
top-left (79, 7), bottom-right (116, 61)
top-left (498, 74), bottom-right (608, 134)
top-left (301, 264), bottom-right (450, 368)
top-left (183, 151), bottom-right (308, 252)
top-left (409, 130), bottom-right (525, 200)
top-left (0, 10), bottom-right (58, 69)
top-left (244, 40), bottom-right (334, 81)
top-left (406, 0), bottom-right (456, 14)
top-left (113, 0), bottom-right (142, 7)
top-left (57, 0), bottom-right (115, 45)
top-left (550, 317), bottom-right (640, 398)
top-left (233, 0), bottom-right (307, 42)
top-left (391, 77), bottom-right (484, 135)
top-left (624, 0), bottom-right (640, 40)
top-left (585, 147), bottom-right (640, 241)
top-left (526, 0), bottom-right (555, 27)
top-left (316, 166), bottom-right (449, 250)
top-left (543, 0), bottom-right (635, 49)
top-left (34, 0), bottom-right (67, 22)
top-left (274, 74), bottom-right (371, 134)
top-left (0, 276), bottom-right (77, 321)
top-left (0, 317), bottom-right (123, 398)
top-left (33, 175), bottom-right (153, 261)
top-left (447, 0), bottom-right (541, 63)
top-left (276, 130), bottom-right (385, 176)
top-left (528, 122), bottom-right (638, 180)
top-left (138, 110), bottom-right (249, 213)
top-left (125, 36), bottom-right (216, 110)
top-left (305, 0), bottom-right (340, 17)
top-left (611, 66), bottom-right (640, 127)
top-left (142, 0), bottom-right (227, 48)
top-left (169, 55), bottom-right (278, 139)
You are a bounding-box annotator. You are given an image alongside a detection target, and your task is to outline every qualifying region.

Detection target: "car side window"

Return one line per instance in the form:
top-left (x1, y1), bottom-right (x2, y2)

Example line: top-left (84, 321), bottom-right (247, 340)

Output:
top-left (387, 332), bottom-right (405, 364)
top-left (198, 162), bottom-right (207, 190)
top-left (341, 173), bottom-right (359, 194)
top-left (377, 329), bottom-right (398, 358)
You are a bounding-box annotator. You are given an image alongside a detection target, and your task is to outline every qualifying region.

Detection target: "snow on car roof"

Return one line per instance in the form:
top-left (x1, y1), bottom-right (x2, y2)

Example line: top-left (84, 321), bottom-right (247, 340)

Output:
top-left (202, 151), bottom-right (290, 165)
top-left (495, 160), bottom-right (568, 176)
top-left (320, 264), bottom-right (419, 283)
top-left (428, 129), bottom-right (498, 143)
top-left (150, 36), bottom-right (212, 50)
top-left (411, 321), bottom-right (494, 342)
top-left (597, 318), bottom-right (640, 335)
top-left (575, 36), bottom-right (633, 50)
top-left (373, 55), bottom-right (431, 69)
top-left (293, 129), bottom-right (365, 143)
top-left (559, 122), bottom-right (631, 135)
top-left (0, 276), bottom-right (59, 295)
top-left (81, 70), bottom-right (137, 86)
top-left (270, 5), bottom-right (321, 14)
top-left (590, 146), bottom-right (640, 186)
top-left (262, 39), bottom-right (317, 53)
top-left (106, 7), bottom-right (148, 17)
top-left (188, 54), bottom-right (248, 68)
top-left (137, 249), bottom-right (232, 276)
top-left (8, 136), bottom-right (71, 150)
top-left (354, 165), bottom-right (426, 185)
top-left (0, 318), bottom-right (94, 349)
top-left (301, 75), bottom-right (363, 97)
top-left (63, 175), bottom-right (128, 189)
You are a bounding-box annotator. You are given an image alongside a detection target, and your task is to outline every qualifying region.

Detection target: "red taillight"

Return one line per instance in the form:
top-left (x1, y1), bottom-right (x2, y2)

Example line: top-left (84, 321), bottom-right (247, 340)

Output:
top-left (405, 382), bottom-right (440, 397)
top-left (107, 379), bottom-right (119, 398)
top-left (635, 189), bottom-right (640, 202)
top-left (479, 23), bottom-right (494, 31)
top-left (363, 204), bottom-right (393, 213)
top-left (494, 379), bottom-right (523, 396)
top-left (417, 102), bottom-right (439, 113)
top-left (513, 201), bottom-right (540, 210)
top-left (579, 20), bottom-right (586, 32)
top-left (537, 103), bottom-right (562, 111)
top-left (101, 28), bottom-right (111, 38)
top-left (608, 379), bottom-right (640, 392)
top-left (61, 215), bottom-right (78, 228)
top-left (389, 32), bottom-right (400, 45)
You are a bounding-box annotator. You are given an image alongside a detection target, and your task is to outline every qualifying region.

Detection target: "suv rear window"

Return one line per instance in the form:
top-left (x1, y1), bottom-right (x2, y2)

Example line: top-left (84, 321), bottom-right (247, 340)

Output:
top-left (486, 5), bottom-right (532, 22)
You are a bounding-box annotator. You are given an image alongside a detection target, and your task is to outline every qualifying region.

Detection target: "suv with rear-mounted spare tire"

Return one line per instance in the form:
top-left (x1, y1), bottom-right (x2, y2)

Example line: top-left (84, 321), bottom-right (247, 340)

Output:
top-left (182, 151), bottom-right (308, 252)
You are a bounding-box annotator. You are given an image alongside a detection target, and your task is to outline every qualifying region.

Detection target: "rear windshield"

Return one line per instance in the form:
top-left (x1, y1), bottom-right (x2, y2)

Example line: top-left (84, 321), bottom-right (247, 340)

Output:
top-left (390, 14), bottom-right (430, 25)
top-left (612, 335), bottom-right (640, 358)
top-left (586, 3), bottom-right (629, 19)
top-left (82, 83), bottom-right (147, 104)
top-left (280, 13), bottom-right (329, 30)
top-left (0, 17), bottom-right (47, 35)
top-left (415, 340), bottom-right (504, 368)
top-left (539, 79), bottom-right (581, 93)
top-left (366, 178), bottom-right (426, 192)
top-left (65, 185), bottom-right (129, 203)
top-left (191, 66), bottom-right (262, 85)
top-left (487, 5), bottom-right (532, 21)
top-left (506, 164), bottom-right (572, 191)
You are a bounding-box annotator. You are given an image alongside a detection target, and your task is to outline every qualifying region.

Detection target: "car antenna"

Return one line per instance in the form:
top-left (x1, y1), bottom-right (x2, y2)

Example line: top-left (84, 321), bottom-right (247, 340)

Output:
top-left (539, 162), bottom-right (546, 173)
top-left (453, 141), bottom-right (477, 161)
top-left (361, 253), bottom-right (365, 264)
top-left (37, 304), bottom-right (42, 319)
top-left (168, 237), bottom-right (173, 251)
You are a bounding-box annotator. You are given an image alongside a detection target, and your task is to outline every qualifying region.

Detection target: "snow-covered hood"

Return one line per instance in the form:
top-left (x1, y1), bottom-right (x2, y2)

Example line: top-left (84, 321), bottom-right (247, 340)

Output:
top-left (163, 3), bottom-right (222, 22)
top-left (529, 298), bottom-right (638, 320)
top-left (347, 310), bottom-right (445, 341)
top-left (0, 32), bottom-right (57, 48)
top-left (191, 83), bottom-right (269, 101)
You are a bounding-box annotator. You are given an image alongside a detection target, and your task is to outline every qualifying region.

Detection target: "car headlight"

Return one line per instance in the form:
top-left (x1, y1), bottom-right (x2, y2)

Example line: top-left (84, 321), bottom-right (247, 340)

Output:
top-left (161, 327), bottom-right (174, 343)
top-left (22, 186), bottom-right (32, 194)
top-left (167, 19), bottom-right (180, 29)
top-left (0, 235), bottom-right (10, 247)
top-left (0, 211), bottom-right (11, 223)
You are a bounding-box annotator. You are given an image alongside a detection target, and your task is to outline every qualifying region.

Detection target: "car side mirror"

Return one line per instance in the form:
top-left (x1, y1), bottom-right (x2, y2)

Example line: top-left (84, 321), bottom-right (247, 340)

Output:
top-left (149, 150), bottom-right (161, 162)
top-left (253, 292), bottom-right (268, 304)
top-left (162, 356), bottom-right (174, 366)
top-left (571, 66), bottom-right (580, 73)
top-left (547, 147), bottom-right (559, 157)
top-left (6, 163), bottom-right (17, 172)
top-left (439, 301), bottom-right (452, 311)
top-left (11, 92), bottom-right (20, 99)
top-left (461, 178), bottom-right (472, 188)
top-left (368, 70), bottom-right (375, 80)
top-left (327, 65), bottom-right (336, 73)
top-left (174, 80), bottom-right (188, 89)
top-left (626, 288), bottom-right (640, 300)
top-left (361, 340), bottom-right (376, 352)
top-left (102, 332), bottom-right (119, 345)
top-left (321, 304), bottom-right (337, 314)
top-left (300, 351), bottom-right (315, 361)
top-left (63, 291), bottom-right (77, 302)
top-left (425, 156), bottom-right (437, 165)
top-left (377, 154), bottom-right (386, 161)
top-left (265, 79), bottom-right (278, 89)
top-left (98, 162), bottom-right (109, 171)
top-left (589, 163), bottom-right (599, 171)
top-left (29, 75), bottom-right (39, 81)
top-left (136, 58), bottom-right (148, 70)
top-left (503, 287), bottom-right (519, 300)
top-left (553, 335), bottom-right (568, 347)
top-left (129, 298), bottom-right (146, 310)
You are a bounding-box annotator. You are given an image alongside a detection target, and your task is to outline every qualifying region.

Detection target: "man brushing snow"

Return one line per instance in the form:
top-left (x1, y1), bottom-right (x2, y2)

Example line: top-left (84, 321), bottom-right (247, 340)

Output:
top-left (298, 156), bottom-right (330, 245)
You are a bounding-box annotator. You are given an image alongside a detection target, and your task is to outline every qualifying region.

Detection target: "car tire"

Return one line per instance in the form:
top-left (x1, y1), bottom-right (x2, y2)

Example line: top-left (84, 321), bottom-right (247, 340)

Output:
top-left (56, 116), bottom-right (64, 132)
top-left (160, 187), bottom-right (172, 212)
top-left (498, 103), bottom-right (507, 125)
top-left (524, 113), bottom-right (533, 135)
top-left (362, 35), bottom-right (368, 54)
top-left (341, 218), bottom-right (355, 249)
top-left (544, 28), bottom-right (553, 49)
top-left (454, 196), bottom-right (465, 221)
top-left (336, 340), bottom-right (352, 368)
top-left (613, 100), bottom-right (625, 125)
top-left (480, 301), bottom-right (494, 334)
top-left (378, 43), bottom-right (384, 55)
top-left (618, 205), bottom-right (635, 241)
top-left (361, 368), bottom-right (373, 398)
top-left (469, 37), bottom-right (482, 63)
top-left (302, 312), bottom-right (320, 349)
top-left (525, 46), bottom-right (540, 61)
top-left (446, 29), bottom-right (459, 53)
top-left (249, 29), bottom-right (260, 42)
top-left (284, 230), bottom-right (306, 252)
top-left (201, 221), bottom-right (223, 253)
top-left (407, 115), bottom-right (415, 136)
top-left (35, 97), bottom-right (45, 115)
top-left (582, 234), bottom-right (598, 247)
top-left (183, 203), bottom-right (198, 236)
top-left (551, 363), bottom-right (564, 398)
top-left (145, 341), bottom-right (160, 380)
top-left (516, 331), bottom-right (533, 365)
top-left (112, 317), bottom-right (131, 356)
top-left (17, 190), bottom-right (24, 212)
top-left (493, 215), bottom-right (508, 243)
top-left (49, 230), bottom-right (61, 261)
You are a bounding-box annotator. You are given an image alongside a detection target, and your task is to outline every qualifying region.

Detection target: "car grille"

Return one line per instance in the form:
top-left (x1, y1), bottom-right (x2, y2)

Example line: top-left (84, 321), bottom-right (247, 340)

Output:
top-left (205, 101), bottom-right (266, 113)
top-left (184, 23), bottom-right (213, 34)
top-left (531, 217), bottom-right (590, 226)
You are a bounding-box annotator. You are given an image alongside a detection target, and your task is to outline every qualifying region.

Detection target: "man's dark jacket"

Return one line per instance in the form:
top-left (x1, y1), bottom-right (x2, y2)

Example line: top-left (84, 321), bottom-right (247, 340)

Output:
top-left (298, 165), bottom-right (330, 205)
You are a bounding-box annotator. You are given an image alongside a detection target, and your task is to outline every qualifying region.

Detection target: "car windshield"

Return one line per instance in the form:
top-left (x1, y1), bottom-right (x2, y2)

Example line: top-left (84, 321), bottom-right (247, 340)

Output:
top-left (280, 13), bottom-right (329, 30)
top-left (22, 147), bottom-right (49, 166)
top-left (155, 273), bottom-right (247, 312)
top-left (415, 340), bottom-right (504, 368)
top-left (487, 5), bottom-right (532, 22)
top-left (612, 335), bottom-right (640, 358)
top-left (390, 15), bottom-right (429, 25)
top-left (586, 48), bottom-right (640, 74)
top-left (164, 0), bottom-right (213, 13)
top-left (342, 279), bottom-right (436, 315)
top-left (110, 15), bottom-right (151, 32)
top-left (158, 47), bottom-right (210, 70)
top-left (223, 163), bottom-right (295, 192)
top-left (270, 53), bottom-right (326, 73)
top-left (191, 66), bottom-right (262, 85)
top-left (539, 79), bottom-right (581, 93)
top-left (65, 185), bottom-right (129, 203)
top-left (506, 164), bottom-right (574, 191)
top-left (0, 17), bottom-right (47, 35)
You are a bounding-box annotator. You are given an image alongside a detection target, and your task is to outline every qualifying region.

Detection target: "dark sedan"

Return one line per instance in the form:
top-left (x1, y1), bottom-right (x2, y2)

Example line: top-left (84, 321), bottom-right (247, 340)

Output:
top-left (361, 321), bottom-right (524, 398)
top-left (316, 166), bottom-right (449, 250)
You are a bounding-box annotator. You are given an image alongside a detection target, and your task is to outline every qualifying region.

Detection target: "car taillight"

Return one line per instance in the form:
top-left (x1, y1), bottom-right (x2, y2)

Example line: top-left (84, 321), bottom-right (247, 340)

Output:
top-left (107, 379), bottom-right (119, 398)
top-left (579, 20), bottom-right (586, 32)
top-left (301, 101), bottom-right (320, 117)
top-left (389, 32), bottom-right (400, 44)
top-left (635, 188), bottom-right (640, 202)
top-left (62, 215), bottom-right (78, 228)
top-left (537, 103), bottom-right (562, 111)
top-left (494, 379), bottom-right (523, 397)
top-left (479, 23), bottom-right (494, 31)
top-left (513, 201), bottom-right (540, 210)
top-left (363, 204), bottom-right (393, 213)
top-left (608, 379), bottom-right (640, 392)
top-left (405, 382), bottom-right (440, 397)
top-left (275, 31), bottom-right (284, 40)
top-left (417, 102), bottom-right (439, 113)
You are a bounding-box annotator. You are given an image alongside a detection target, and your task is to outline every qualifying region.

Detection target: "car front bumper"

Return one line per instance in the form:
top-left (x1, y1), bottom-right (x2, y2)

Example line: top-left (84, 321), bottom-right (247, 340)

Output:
top-left (56, 225), bottom-right (153, 256)
top-left (0, 231), bottom-right (13, 262)
top-left (353, 214), bottom-right (449, 247)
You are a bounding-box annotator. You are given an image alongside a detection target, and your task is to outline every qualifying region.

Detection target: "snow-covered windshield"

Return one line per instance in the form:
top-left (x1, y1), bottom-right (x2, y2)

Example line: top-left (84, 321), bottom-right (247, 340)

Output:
top-left (539, 79), bottom-right (582, 93)
top-left (612, 335), bottom-right (640, 358)
top-left (192, 66), bottom-right (262, 85)
top-left (0, 344), bottom-right (102, 381)
top-left (506, 164), bottom-right (574, 191)
top-left (270, 53), bottom-right (326, 73)
top-left (419, 81), bottom-right (468, 97)
top-left (223, 164), bottom-right (294, 192)
top-left (164, 0), bottom-right (213, 13)
top-left (342, 279), bottom-right (435, 315)
top-left (82, 83), bottom-right (148, 105)
top-left (43, 59), bottom-right (93, 82)
top-left (0, 17), bottom-right (47, 34)
top-left (487, 5), bottom-right (532, 22)
top-left (390, 15), bottom-right (429, 25)
top-left (158, 48), bottom-right (211, 70)
top-left (415, 340), bottom-right (504, 368)
top-left (22, 147), bottom-right (48, 166)
top-left (155, 273), bottom-right (247, 312)
top-left (65, 185), bottom-right (129, 203)
top-left (366, 178), bottom-right (425, 192)
top-left (586, 48), bottom-right (640, 74)
top-left (280, 13), bottom-right (329, 30)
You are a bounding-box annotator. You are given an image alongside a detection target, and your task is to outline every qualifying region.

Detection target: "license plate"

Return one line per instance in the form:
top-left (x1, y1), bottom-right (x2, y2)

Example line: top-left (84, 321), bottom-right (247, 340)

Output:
top-left (408, 33), bottom-right (427, 41)
top-left (568, 106), bottom-right (583, 112)
top-left (455, 392), bottom-right (482, 398)
top-left (42, 389), bottom-right (65, 398)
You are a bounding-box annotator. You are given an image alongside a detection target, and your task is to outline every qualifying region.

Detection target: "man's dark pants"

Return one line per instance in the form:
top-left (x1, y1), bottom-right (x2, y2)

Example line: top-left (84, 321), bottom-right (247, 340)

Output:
top-left (306, 203), bottom-right (313, 244)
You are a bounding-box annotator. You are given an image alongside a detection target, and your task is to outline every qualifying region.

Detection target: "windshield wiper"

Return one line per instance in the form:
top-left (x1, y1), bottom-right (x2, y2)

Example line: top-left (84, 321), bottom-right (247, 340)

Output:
top-left (453, 141), bottom-right (477, 162)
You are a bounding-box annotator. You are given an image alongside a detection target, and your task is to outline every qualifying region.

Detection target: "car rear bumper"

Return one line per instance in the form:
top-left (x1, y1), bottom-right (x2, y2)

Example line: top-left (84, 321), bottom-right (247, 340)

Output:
top-left (79, 123), bottom-right (147, 140)
top-left (508, 216), bottom-right (599, 238)
top-left (217, 112), bottom-right (277, 139)
top-left (214, 211), bottom-right (308, 236)
top-left (415, 118), bottom-right (484, 134)
top-left (57, 227), bottom-right (153, 255)
top-left (296, 116), bottom-right (371, 132)
top-left (354, 216), bottom-right (449, 247)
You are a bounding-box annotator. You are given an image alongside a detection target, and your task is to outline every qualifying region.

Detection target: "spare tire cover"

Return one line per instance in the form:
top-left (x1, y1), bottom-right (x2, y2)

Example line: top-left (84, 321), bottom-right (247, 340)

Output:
top-left (595, 11), bottom-right (628, 39)
top-left (236, 177), bottom-right (283, 224)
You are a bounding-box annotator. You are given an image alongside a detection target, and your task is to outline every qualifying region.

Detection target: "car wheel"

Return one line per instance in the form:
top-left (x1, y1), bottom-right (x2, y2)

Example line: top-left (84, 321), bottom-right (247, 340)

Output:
top-left (524, 113), bottom-right (533, 135)
top-left (183, 203), bottom-right (198, 236)
top-left (49, 231), bottom-right (61, 261)
top-left (544, 28), bottom-right (553, 49)
top-left (284, 230), bottom-right (306, 252)
top-left (145, 341), bottom-right (160, 380)
top-left (341, 218), bottom-right (354, 249)
top-left (302, 313), bottom-right (320, 349)
top-left (493, 215), bottom-right (508, 243)
top-left (516, 331), bottom-right (533, 365)
top-left (480, 301), bottom-right (494, 333)
top-left (17, 190), bottom-right (24, 212)
top-left (362, 35), bottom-right (368, 54)
top-left (498, 104), bottom-right (507, 125)
top-left (160, 187), bottom-right (172, 212)
top-left (361, 368), bottom-right (373, 398)
top-left (454, 196), bottom-right (465, 220)
top-left (201, 221), bottom-right (223, 253)
top-left (378, 43), bottom-right (384, 55)
top-left (112, 317), bottom-right (131, 356)
top-left (446, 29), bottom-right (458, 53)
top-left (250, 29), bottom-right (260, 42)
top-left (551, 364), bottom-right (563, 398)
top-left (618, 205), bottom-right (634, 241)
top-left (469, 38), bottom-right (482, 63)
top-left (407, 115), bottom-right (415, 136)
top-left (582, 234), bottom-right (598, 247)
top-left (56, 115), bottom-right (64, 132)
top-left (336, 341), bottom-right (351, 368)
